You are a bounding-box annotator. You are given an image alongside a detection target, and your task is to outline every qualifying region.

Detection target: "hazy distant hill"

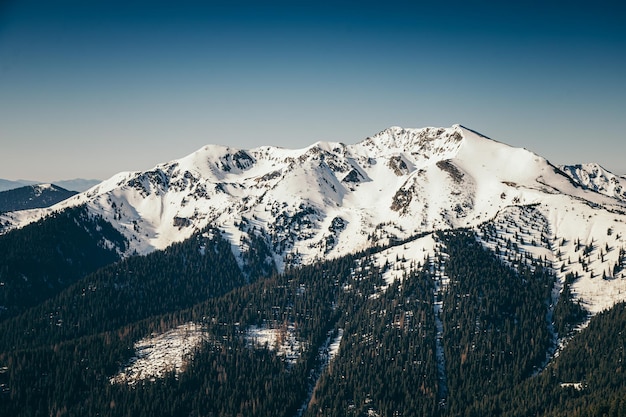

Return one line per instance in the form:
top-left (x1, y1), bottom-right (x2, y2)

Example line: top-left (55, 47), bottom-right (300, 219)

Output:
top-left (52, 178), bottom-right (101, 192)
top-left (0, 178), bottom-right (100, 192)
top-left (0, 184), bottom-right (77, 212)
top-left (0, 179), bottom-right (37, 192)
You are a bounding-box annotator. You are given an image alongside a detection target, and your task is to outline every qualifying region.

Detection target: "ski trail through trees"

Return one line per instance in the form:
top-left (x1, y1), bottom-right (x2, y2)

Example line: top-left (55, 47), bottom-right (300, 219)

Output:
top-left (432, 247), bottom-right (449, 408)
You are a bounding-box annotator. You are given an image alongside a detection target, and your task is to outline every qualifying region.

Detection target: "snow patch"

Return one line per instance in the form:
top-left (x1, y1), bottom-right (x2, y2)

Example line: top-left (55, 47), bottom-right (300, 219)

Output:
top-left (246, 323), bottom-right (302, 365)
top-left (110, 322), bottom-right (205, 385)
top-left (560, 382), bottom-right (585, 391)
top-left (328, 328), bottom-right (343, 361)
top-left (374, 234), bottom-right (437, 288)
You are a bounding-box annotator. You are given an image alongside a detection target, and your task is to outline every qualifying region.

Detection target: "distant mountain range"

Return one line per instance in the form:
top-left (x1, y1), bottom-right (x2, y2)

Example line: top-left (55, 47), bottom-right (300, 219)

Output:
top-left (0, 178), bottom-right (101, 192)
top-left (1, 125), bottom-right (626, 417)
top-left (0, 179), bottom-right (38, 192)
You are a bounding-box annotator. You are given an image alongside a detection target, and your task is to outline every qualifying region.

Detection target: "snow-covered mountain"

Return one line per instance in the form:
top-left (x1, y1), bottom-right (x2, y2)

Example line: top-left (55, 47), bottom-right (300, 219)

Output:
top-left (559, 163), bottom-right (626, 203)
top-left (2, 125), bottom-right (626, 314)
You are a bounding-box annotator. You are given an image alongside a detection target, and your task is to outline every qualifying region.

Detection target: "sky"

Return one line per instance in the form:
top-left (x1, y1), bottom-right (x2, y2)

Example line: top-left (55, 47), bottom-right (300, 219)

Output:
top-left (0, 0), bottom-right (625, 182)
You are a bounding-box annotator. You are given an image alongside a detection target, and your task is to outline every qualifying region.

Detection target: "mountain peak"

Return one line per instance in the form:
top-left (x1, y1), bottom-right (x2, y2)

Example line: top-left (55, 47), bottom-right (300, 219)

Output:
top-left (366, 124), bottom-right (463, 146)
top-left (353, 125), bottom-right (465, 165)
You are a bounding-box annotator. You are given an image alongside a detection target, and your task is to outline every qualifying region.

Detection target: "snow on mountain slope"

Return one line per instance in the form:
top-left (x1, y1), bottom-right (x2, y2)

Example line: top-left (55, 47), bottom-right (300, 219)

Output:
top-left (2, 124), bottom-right (626, 315)
top-left (559, 163), bottom-right (626, 203)
top-left (475, 201), bottom-right (626, 315)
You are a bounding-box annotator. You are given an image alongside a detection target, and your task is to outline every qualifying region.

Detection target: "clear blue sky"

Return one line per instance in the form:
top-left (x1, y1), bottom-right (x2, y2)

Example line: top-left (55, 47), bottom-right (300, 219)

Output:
top-left (1, 0), bottom-right (625, 182)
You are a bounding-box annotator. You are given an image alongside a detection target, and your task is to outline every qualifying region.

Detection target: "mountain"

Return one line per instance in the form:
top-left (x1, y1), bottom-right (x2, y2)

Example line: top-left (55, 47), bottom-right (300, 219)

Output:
top-left (0, 184), bottom-right (77, 212)
top-left (2, 125), bottom-right (626, 310)
top-left (1, 125), bottom-right (626, 416)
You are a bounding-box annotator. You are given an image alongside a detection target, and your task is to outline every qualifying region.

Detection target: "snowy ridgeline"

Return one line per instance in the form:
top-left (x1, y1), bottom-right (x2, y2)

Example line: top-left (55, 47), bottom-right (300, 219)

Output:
top-left (4, 125), bottom-right (626, 318)
top-left (9, 123), bottom-right (626, 279)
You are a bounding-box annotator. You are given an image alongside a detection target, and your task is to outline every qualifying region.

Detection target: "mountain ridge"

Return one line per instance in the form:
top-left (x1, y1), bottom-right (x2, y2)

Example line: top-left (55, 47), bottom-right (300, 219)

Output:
top-left (2, 125), bottom-right (626, 314)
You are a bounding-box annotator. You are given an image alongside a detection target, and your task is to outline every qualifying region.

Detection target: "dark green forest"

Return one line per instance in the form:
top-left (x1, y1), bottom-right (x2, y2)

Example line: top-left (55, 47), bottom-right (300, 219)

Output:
top-left (1, 211), bottom-right (626, 417)
top-left (0, 205), bottom-right (126, 319)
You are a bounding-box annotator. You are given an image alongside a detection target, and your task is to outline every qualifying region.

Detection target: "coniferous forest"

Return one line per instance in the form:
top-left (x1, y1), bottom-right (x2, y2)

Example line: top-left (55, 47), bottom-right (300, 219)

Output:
top-left (0, 206), bottom-right (126, 319)
top-left (1, 208), bottom-right (626, 416)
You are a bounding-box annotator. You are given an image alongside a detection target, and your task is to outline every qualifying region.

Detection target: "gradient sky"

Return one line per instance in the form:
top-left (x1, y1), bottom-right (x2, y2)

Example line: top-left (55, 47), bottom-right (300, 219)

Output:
top-left (1, 0), bottom-right (625, 182)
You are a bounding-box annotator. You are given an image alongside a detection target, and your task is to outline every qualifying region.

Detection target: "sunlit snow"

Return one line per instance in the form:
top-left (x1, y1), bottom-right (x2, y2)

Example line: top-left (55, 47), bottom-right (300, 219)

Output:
top-left (110, 322), bottom-right (205, 385)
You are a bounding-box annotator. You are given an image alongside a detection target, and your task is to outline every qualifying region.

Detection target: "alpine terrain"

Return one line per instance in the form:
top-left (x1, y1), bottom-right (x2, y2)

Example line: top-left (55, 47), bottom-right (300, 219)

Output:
top-left (1, 124), bottom-right (626, 417)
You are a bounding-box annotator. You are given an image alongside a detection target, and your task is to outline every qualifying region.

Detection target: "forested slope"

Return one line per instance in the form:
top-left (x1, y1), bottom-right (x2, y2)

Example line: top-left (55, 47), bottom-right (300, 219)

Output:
top-left (0, 205), bottom-right (126, 319)
top-left (1, 230), bottom-right (626, 416)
